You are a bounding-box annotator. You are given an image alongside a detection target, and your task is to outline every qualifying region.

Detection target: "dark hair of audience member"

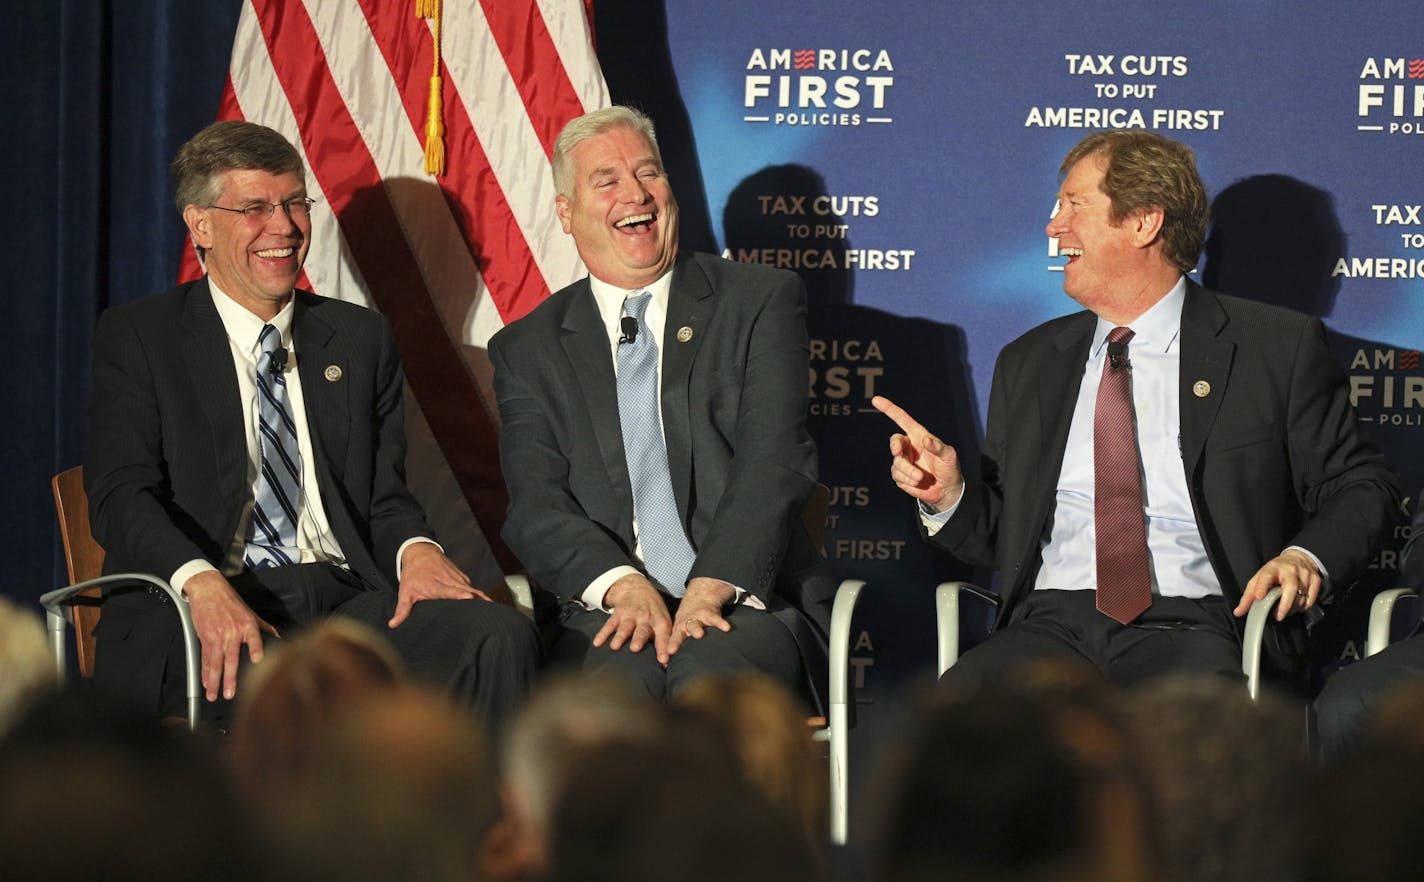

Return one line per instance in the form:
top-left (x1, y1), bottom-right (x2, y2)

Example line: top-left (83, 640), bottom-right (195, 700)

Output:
top-left (1124, 675), bottom-right (1309, 882)
top-left (871, 660), bottom-right (1155, 882)
top-left (1305, 681), bottom-right (1424, 882)
top-left (0, 689), bottom-right (261, 881)
top-left (546, 728), bottom-right (822, 882)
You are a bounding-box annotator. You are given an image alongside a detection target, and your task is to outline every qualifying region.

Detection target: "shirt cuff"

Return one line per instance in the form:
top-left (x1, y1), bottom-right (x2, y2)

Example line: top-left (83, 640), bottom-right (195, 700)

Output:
top-left (395, 537), bottom-right (443, 581)
top-left (171, 560), bottom-right (218, 600)
top-left (1284, 545), bottom-right (1330, 584)
top-left (919, 496), bottom-right (959, 537)
top-left (582, 566), bottom-right (642, 611)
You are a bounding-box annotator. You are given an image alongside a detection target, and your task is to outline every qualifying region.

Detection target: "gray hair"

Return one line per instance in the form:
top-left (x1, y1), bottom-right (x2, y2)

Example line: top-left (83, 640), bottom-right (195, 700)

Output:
top-left (552, 106), bottom-right (661, 198)
top-left (170, 120), bottom-right (305, 213)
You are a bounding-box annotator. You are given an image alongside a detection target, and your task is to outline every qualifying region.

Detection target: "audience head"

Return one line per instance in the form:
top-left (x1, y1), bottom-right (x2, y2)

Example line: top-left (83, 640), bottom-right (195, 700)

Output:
top-left (546, 733), bottom-right (818, 882)
top-left (1305, 681), bottom-right (1424, 882)
top-left (492, 672), bottom-right (662, 880)
top-left (1125, 675), bottom-right (1308, 882)
top-left (0, 596), bottom-right (57, 735)
top-left (227, 617), bottom-right (404, 802)
top-left (279, 687), bottom-right (501, 882)
top-left (0, 690), bottom-right (259, 880)
top-left (673, 671), bottom-right (827, 846)
top-left (874, 661), bottom-right (1153, 882)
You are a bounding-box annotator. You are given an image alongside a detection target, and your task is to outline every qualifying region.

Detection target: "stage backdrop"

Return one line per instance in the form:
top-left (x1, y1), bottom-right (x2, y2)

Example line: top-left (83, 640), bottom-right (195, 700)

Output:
top-left (8, 0), bottom-right (1420, 835)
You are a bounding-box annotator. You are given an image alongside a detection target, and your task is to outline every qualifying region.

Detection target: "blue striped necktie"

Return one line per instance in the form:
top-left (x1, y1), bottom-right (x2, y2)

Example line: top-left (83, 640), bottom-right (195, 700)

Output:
top-left (245, 324), bottom-right (303, 570)
top-left (616, 293), bottom-right (696, 596)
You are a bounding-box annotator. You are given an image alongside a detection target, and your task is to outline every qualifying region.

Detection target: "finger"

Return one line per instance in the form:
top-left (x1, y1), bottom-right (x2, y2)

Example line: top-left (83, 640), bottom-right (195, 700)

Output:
top-left (471, 588), bottom-right (493, 602)
top-left (607, 616), bottom-right (637, 651)
top-left (243, 625), bottom-right (267, 666)
top-left (706, 612), bottom-right (732, 633)
top-left (628, 621), bottom-right (651, 653)
top-left (666, 620), bottom-right (687, 655)
top-left (652, 615), bottom-right (673, 664)
top-left (388, 593), bottom-right (414, 629)
top-left (592, 614), bottom-right (618, 648)
top-left (871, 395), bottom-right (926, 437)
top-left (258, 616), bottom-right (281, 640)
top-left (200, 642), bottom-right (219, 702)
top-left (222, 634), bottom-right (241, 701)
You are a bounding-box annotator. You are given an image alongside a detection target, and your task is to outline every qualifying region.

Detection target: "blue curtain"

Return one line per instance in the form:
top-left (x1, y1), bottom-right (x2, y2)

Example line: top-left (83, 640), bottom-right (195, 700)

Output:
top-left (1, 1), bottom-right (241, 603)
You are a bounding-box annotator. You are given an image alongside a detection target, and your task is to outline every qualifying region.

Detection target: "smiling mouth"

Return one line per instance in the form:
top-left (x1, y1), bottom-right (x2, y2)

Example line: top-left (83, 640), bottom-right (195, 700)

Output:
top-left (614, 213), bottom-right (654, 231)
top-left (256, 247), bottom-right (295, 258)
top-left (1060, 247), bottom-right (1083, 258)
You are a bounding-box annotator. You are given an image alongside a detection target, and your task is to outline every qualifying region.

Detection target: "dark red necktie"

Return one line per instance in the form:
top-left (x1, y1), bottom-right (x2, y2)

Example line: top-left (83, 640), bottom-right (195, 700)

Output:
top-left (1094, 327), bottom-right (1152, 624)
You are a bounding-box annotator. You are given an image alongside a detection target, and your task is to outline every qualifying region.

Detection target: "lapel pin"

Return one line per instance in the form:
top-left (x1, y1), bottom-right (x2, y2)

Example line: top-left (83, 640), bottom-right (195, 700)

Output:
top-left (325, 365), bottom-right (343, 382)
top-left (1192, 380), bottom-right (1210, 398)
top-left (676, 326), bottom-right (694, 343)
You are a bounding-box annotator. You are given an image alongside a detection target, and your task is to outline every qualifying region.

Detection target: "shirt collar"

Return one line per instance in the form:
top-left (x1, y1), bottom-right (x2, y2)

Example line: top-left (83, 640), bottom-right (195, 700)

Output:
top-left (1092, 275), bottom-right (1186, 356)
top-left (208, 278), bottom-right (296, 356)
top-left (588, 270), bottom-right (674, 336)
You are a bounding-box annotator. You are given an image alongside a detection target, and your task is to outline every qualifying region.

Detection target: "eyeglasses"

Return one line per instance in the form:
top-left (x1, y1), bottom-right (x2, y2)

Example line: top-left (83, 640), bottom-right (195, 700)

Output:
top-left (206, 197), bottom-right (317, 222)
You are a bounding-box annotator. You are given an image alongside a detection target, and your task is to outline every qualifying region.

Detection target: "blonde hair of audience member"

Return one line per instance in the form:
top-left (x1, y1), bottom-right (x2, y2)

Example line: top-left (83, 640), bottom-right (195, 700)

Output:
top-left (674, 672), bottom-right (827, 845)
top-left (0, 596), bottom-right (58, 736)
top-left (490, 672), bottom-right (662, 881)
top-left (227, 617), bottom-right (404, 802)
top-left (282, 687), bottom-right (500, 882)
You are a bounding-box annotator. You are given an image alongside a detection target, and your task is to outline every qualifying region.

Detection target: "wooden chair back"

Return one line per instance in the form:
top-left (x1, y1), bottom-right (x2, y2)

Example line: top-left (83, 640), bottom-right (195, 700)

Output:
top-left (52, 466), bottom-right (105, 677)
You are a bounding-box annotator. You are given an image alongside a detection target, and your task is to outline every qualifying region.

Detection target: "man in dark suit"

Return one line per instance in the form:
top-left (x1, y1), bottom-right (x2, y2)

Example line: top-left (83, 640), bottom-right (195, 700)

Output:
top-left (875, 130), bottom-right (1397, 688)
top-left (1315, 489), bottom-right (1423, 753)
top-left (86, 121), bottom-right (539, 726)
top-left (489, 106), bottom-right (828, 701)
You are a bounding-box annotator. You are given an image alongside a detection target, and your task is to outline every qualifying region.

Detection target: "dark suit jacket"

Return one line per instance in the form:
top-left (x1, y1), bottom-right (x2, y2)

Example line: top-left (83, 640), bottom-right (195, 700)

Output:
top-left (489, 252), bottom-right (830, 634)
top-left (85, 278), bottom-right (433, 595)
top-left (931, 281), bottom-right (1399, 672)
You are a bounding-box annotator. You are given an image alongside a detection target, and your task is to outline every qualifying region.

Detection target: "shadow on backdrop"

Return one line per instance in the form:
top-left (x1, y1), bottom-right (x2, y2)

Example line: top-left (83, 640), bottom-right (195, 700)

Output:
top-left (1204, 173), bottom-right (1407, 691)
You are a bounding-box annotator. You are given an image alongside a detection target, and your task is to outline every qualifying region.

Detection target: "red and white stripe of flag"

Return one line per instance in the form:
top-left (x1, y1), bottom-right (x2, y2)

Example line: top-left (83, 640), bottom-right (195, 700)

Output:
top-left (181, 0), bottom-right (608, 578)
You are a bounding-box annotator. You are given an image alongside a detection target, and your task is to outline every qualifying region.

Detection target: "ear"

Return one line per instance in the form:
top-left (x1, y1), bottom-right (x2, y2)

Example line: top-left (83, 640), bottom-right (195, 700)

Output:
top-left (555, 195), bottom-right (573, 234)
top-left (1132, 205), bottom-right (1165, 249)
top-left (183, 204), bottom-right (215, 251)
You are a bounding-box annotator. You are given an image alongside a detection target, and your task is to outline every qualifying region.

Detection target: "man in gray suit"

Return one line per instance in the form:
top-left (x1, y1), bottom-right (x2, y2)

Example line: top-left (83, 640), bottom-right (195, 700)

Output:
top-left (86, 121), bottom-right (539, 726)
top-left (490, 106), bottom-right (828, 701)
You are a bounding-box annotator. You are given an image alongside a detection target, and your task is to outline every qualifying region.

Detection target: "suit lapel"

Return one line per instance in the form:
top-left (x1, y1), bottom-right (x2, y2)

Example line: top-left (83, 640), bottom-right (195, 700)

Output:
top-left (661, 258), bottom-right (712, 520)
top-left (292, 295), bottom-right (346, 477)
top-left (1178, 282), bottom-right (1233, 478)
top-left (560, 283), bottom-right (634, 519)
top-left (180, 281), bottom-right (247, 515)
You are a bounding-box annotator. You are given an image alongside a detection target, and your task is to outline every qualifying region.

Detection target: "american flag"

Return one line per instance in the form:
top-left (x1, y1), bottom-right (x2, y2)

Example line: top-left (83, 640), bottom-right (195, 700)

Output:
top-left (179, 0), bottom-right (608, 579)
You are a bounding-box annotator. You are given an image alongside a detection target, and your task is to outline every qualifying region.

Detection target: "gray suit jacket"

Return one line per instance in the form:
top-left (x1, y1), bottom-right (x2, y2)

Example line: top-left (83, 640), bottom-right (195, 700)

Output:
top-left (931, 282), bottom-right (1399, 672)
top-left (490, 252), bottom-right (830, 632)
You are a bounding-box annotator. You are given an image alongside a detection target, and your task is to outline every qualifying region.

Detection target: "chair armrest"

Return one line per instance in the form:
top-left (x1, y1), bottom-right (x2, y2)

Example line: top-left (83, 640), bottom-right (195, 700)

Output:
top-left (825, 579), bottom-right (865, 846)
top-left (39, 573), bottom-right (201, 730)
top-left (504, 574), bottom-right (535, 621)
top-left (1240, 586), bottom-right (1283, 701)
top-left (1366, 588), bottom-right (1418, 658)
top-left (935, 581), bottom-right (998, 676)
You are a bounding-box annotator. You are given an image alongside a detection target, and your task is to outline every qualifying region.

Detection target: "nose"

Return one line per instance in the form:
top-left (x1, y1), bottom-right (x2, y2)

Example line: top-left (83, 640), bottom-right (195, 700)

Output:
top-left (616, 176), bottom-right (650, 204)
top-left (1045, 200), bottom-right (1065, 237)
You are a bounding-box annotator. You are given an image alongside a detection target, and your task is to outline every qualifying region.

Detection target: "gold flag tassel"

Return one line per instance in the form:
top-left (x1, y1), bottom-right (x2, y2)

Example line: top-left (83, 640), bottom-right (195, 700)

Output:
top-left (417, 0), bottom-right (445, 176)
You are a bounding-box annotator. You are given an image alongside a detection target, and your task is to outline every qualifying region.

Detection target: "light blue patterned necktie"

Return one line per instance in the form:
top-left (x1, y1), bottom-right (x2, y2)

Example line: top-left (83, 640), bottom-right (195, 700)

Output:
top-left (616, 293), bottom-right (695, 596)
top-left (245, 324), bottom-right (302, 569)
